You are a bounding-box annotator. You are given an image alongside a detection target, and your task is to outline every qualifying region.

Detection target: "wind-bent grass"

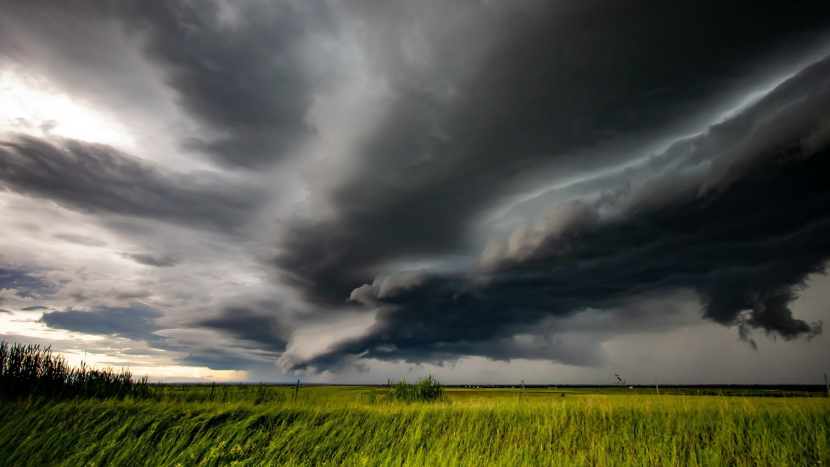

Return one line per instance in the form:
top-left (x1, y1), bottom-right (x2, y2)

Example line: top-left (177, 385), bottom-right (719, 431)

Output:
top-left (0, 395), bottom-right (827, 466)
top-left (389, 375), bottom-right (444, 403)
top-left (3, 341), bottom-right (825, 465)
top-left (0, 341), bottom-right (149, 400)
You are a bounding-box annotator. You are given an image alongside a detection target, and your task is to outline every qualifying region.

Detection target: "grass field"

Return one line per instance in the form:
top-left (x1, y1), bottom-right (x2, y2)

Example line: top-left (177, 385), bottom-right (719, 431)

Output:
top-left (1, 386), bottom-right (828, 466)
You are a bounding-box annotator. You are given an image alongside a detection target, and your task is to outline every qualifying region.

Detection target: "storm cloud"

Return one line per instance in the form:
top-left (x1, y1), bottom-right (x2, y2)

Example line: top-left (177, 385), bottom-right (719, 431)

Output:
top-left (0, 0), bottom-right (342, 169)
top-left (298, 142), bottom-right (830, 369)
top-left (273, 0), bottom-right (830, 306)
top-left (196, 307), bottom-right (288, 354)
top-left (276, 7), bottom-right (830, 371)
top-left (1, 0), bottom-right (830, 382)
top-left (116, 0), bottom-right (340, 168)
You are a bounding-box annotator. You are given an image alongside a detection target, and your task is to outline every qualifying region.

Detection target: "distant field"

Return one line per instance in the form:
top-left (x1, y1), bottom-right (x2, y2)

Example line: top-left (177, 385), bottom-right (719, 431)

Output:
top-left (102, 384), bottom-right (827, 404)
top-left (0, 386), bottom-right (827, 466)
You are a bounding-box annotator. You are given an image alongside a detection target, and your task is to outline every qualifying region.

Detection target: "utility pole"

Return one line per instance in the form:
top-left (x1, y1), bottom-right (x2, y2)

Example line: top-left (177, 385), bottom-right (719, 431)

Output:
top-left (294, 379), bottom-right (299, 400)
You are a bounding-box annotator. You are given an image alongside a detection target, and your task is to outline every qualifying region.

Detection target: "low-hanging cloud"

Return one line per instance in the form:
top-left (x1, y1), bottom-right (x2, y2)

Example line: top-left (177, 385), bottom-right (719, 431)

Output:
top-left (273, 0), bottom-right (830, 309)
top-left (195, 307), bottom-right (289, 354)
top-left (281, 54), bottom-right (830, 371)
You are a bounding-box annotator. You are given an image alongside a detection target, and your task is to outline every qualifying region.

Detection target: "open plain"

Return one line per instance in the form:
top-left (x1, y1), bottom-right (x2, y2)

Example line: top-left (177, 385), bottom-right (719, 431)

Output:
top-left (1, 385), bottom-right (827, 467)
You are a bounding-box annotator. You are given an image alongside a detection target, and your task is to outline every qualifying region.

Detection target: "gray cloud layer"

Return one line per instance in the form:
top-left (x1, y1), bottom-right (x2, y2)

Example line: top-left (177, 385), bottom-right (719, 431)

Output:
top-left (0, 135), bottom-right (261, 232)
top-left (2, 0), bottom-right (830, 379)
top-left (0, 0), bottom-right (343, 169)
top-left (277, 11), bottom-right (830, 370)
top-left (122, 253), bottom-right (179, 268)
top-left (0, 265), bottom-right (54, 300)
top-left (274, 0), bottom-right (830, 307)
top-left (196, 307), bottom-right (288, 354)
top-left (41, 303), bottom-right (164, 342)
top-left (117, 0), bottom-right (339, 168)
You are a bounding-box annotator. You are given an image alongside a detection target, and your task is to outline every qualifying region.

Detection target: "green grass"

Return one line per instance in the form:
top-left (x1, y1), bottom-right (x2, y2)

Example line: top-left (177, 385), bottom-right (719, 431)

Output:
top-left (1, 390), bottom-right (827, 466)
top-left (389, 375), bottom-right (444, 403)
top-left (0, 341), bottom-right (149, 400)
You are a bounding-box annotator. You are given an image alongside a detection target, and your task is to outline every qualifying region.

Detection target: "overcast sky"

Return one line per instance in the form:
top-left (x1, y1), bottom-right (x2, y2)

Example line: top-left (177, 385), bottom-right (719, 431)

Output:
top-left (1, 0), bottom-right (830, 384)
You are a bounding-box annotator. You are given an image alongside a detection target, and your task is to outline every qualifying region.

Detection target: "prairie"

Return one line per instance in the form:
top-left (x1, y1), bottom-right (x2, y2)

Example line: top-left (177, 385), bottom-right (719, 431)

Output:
top-left (1, 386), bottom-right (827, 466)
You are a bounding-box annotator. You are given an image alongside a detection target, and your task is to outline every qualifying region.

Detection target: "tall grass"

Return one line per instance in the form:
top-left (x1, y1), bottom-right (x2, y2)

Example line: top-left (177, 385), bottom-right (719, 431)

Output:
top-left (142, 382), bottom-right (302, 404)
top-left (0, 395), bottom-right (826, 466)
top-left (0, 341), bottom-right (149, 400)
top-left (389, 374), bottom-right (444, 402)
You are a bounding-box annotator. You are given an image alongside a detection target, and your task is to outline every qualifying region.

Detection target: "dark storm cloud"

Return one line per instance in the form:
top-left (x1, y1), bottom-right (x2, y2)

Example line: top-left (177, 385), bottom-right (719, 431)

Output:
top-left (0, 135), bottom-right (261, 232)
top-left (41, 303), bottom-right (164, 342)
top-left (274, 0), bottom-right (830, 307)
top-left (122, 253), bottom-right (179, 268)
top-left (195, 307), bottom-right (288, 354)
top-left (0, 0), bottom-right (341, 169)
top-left (289, 145), bottom-right (830, 370)
top-left (175, 305), bottom-right (290, 372)
top-left (20, 306), bottom-right (50, 311)
top-left (115, 0), bottom-right (338, 168)
top-left (279, 50), bottom-right (830, 371)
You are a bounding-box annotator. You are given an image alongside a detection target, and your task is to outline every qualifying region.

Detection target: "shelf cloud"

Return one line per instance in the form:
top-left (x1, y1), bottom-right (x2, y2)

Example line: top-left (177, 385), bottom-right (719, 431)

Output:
top-left (2, 0), bottom-right (830, 383)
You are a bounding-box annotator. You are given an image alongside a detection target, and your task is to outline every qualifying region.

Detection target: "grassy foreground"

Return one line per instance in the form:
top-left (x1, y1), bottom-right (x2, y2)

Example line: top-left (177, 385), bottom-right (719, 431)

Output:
top-left (0, 391), bottom-right (828, 466)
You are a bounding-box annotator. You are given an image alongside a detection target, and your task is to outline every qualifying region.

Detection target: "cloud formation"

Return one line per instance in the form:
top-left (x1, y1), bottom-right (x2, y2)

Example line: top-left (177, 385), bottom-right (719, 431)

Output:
top-left (122, 253), bottom-right (179, 268)
top-left (280, 52), bottom-right (830, 371)
top-left (273, 0), bottom-right (830, 307)
top-left (116, 0), bottom-right (340, 168)
top-left (41, 303), bottom-right (164, 342)
top-left (0, 265), bottom-right (54, 300)
top-left (195, 307), bottom-right (288, 354)
top-left (1, 0), bottom-right (830, 382)
top-left (0, 135), bottom-right (261, 232)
